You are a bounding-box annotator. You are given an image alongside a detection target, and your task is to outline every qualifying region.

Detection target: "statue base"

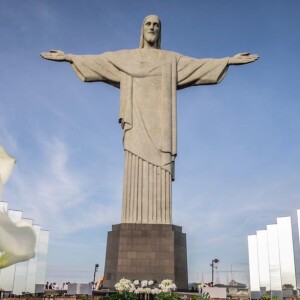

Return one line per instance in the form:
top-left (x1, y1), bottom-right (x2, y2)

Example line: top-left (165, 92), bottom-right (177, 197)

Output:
top-left (103, 223), bottom-right (188, 290)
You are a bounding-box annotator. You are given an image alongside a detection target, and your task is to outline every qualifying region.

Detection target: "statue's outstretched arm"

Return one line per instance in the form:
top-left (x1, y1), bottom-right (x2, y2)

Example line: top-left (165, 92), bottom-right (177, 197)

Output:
top-left (40, 50), bottom-right (72, 63)
top-left (228, 52), bottom-right (259, 65)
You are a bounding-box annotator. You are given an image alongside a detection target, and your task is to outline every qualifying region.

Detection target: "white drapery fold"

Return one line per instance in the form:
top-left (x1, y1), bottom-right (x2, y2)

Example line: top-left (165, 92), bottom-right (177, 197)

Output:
top-left (122, 151), bottom-right (172, 224)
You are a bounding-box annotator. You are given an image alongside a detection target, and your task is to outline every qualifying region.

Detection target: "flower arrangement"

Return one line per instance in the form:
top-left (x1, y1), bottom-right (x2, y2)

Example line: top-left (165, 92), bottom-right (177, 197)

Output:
top-left (114, 278), bottom-right (134, 293)
top-left (114, 278), bottom-right (177, 295)
top-left (159, 279), bottom-right (177, 293)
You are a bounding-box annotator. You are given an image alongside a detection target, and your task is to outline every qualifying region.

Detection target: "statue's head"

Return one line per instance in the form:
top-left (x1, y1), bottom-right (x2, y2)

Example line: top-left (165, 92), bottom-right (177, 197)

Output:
top-left (139, 15), bottom-right (161, 49)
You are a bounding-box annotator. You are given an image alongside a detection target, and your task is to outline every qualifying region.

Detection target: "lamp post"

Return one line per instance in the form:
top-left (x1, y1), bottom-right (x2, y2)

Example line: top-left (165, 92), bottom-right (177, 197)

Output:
top-left (93, 264), bottom-right (99, 290)
top-left (210, 259), bottom-right (219, 286)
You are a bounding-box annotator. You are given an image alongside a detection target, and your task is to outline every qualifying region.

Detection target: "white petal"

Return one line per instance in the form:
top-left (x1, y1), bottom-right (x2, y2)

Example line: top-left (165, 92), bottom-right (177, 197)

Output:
top-left (0, 146), bottom-right (16, 185)
top-left (0, 211), bottom-right (36, 268)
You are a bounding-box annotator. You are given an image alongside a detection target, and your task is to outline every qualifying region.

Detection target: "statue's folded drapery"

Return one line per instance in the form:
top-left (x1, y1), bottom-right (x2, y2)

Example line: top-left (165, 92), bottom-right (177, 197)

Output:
top-left (70, 49), bottom-right (229, 224)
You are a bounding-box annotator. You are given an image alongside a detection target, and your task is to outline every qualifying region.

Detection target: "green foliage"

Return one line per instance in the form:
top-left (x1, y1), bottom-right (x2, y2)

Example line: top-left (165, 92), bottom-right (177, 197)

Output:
top-left (155, 292), bottom-right (182, 300)
top-left (261, 293), bottom-right (270, 300)
top-left (261, 294), bottom-right (280, 300)
top-left (108, 292), bottom-right (137, 300)
top-left (190, 292), bottom-right (210, 300)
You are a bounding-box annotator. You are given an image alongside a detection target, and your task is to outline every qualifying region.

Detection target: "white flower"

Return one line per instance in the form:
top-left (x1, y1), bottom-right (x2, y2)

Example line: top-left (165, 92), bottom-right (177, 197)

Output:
top-left (0, 211), bottom-right (36, 269)
top-left (141, 280), bottom-right (148, 287)
top-left (0, 146), bottom-right (15, 187)
top-left (134, 288), bottom-right (141, 294)
top-left (159, 279), bottom-right (176, 292)
top-left (129, 284), bottom-right (136, 292)
top-left (148, 280), bottom-right (154, 286)
top-left (151, 288), bottom-right (161, 295)
top-left (115, 278), bottom-right (132, 292)
top-left (0, 146), bottom-right (36, 269)
top-left (134, 280), bottom-right (140, 286)
top-left (160, 279), bottom-right (172, 287)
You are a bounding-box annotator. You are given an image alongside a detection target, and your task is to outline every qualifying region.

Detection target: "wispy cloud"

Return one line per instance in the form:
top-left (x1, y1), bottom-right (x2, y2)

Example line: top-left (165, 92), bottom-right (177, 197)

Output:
top-left (5, 136), bottom-right (119, 237)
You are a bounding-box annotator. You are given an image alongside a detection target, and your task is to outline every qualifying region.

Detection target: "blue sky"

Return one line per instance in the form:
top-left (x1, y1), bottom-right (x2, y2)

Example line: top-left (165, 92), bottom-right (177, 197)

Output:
top-left (1, 0), bottom-right (300, 286)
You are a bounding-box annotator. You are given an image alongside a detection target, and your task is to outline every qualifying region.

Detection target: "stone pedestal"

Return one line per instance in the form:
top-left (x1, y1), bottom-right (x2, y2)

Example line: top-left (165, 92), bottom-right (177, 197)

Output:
top-left (103, 223), bottom-right (188, 290)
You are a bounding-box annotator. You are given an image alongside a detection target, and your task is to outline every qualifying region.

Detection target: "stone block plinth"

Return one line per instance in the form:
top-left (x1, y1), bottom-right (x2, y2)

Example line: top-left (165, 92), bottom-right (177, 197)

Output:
top-left (103, 223), bottom-right (188, 290)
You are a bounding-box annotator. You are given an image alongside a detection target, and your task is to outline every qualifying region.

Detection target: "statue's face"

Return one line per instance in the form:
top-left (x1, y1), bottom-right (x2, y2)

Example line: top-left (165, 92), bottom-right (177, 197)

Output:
top-left (143, 16), bottom-right (160, 46)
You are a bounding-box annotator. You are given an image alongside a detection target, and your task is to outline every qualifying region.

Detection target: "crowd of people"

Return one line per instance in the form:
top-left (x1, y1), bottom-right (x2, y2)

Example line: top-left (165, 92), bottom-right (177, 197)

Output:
top-left (45, 282), bottom-right (70, 290)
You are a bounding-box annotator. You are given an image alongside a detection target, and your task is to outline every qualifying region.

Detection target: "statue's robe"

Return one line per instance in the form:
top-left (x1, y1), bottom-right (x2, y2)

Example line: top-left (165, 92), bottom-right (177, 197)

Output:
top-left (69, 49), bottom-right (229, 224)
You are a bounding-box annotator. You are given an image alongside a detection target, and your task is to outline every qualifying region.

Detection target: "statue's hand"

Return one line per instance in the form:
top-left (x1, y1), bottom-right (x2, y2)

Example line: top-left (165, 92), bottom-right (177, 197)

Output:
top-left (40, 50), bottom-right (71, 62)
top-left (228, 53), bottom-right (259, 65)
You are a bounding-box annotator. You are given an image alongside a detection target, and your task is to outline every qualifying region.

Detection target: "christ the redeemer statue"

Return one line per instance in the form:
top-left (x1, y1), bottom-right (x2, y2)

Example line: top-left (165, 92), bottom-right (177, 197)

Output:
top-left (41, 15), bottom-right (258, 225)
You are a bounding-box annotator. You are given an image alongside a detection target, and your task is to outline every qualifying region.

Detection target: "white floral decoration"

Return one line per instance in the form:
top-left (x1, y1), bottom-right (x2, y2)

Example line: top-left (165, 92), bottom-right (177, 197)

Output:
top-left (114, 278), bottom-right (176, 294)
top-left (148, 280), bottom-right (154, 286)
top-left (141, 280), bottom-right (148, 287)
top-left (159, 279), bottom-right (177, 292)
top-left (152, 288), bottom-right (161, 294)
top-left (114, 278), bottom-right (133, 293)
